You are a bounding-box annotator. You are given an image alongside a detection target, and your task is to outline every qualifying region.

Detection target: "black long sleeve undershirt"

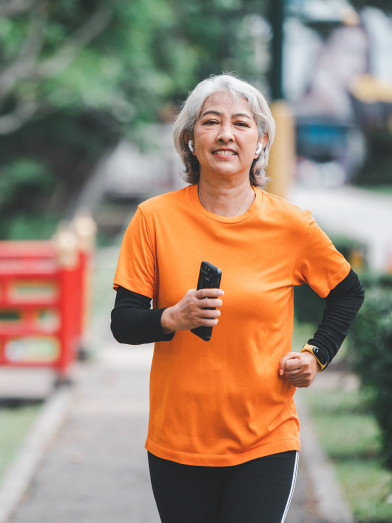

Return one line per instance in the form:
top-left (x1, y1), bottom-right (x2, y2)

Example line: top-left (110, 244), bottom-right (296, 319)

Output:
top-left (110, 269), bottom-right (365, 369)
top-left (110, 287), bottom-right (175, 345)
top-left (307, 268), bottom-right (364, 369)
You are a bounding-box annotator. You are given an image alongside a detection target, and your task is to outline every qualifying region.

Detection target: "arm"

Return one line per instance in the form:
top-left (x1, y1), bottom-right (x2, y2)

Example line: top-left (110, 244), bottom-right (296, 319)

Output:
top-left (306, 268), bottom-right (365, 368)
top-left (111, 285), bottom-right (224, 345)
top-left (111, 286), bottom-right (175, 345)
top-left (280, 269), bottom-right (365, 387)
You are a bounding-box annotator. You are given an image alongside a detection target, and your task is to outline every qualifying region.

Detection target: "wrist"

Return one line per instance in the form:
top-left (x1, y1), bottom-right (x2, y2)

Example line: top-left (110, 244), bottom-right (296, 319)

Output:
top-left (161, 307), bottom-right (175, 334)
top-left (301, 344), bottom-right (327, 371)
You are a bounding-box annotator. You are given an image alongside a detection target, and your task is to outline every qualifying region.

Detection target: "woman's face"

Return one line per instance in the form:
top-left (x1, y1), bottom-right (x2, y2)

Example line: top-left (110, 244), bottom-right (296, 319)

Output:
top-left (191, 91), bottom-right (265, 184)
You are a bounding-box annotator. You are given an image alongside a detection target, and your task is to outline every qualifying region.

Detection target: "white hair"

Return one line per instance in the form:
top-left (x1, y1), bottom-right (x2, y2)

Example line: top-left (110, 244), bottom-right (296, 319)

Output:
top-left (173, 74), bottom-right (275, 187)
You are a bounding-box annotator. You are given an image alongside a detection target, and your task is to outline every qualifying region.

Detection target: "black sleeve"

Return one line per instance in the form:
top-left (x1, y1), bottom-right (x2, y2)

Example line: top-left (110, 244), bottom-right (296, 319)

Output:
top-left (307, 268), bottom-right (365, 369)
top-left (110, 286), bottom-right (175, 345)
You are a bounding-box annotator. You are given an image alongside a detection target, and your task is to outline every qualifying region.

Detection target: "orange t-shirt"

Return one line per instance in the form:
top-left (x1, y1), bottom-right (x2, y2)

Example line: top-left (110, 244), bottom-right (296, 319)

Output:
top-left (113, 184), bottom-right (350, 467)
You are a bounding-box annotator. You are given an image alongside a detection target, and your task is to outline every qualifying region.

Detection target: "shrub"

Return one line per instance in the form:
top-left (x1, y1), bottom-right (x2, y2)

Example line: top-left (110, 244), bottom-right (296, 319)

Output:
top-left (294, 283), bottom-right (325, 326)
top-left (294, 236), bottom-right (367, 326)
top-left (354, 129), bottom-right (392, 186)
top-left (348, 274), bottom-right (392, 469)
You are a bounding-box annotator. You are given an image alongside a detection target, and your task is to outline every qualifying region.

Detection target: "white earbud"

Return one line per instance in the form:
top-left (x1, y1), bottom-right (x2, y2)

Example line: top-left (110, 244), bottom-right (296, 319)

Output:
top-left (188, 140), bottom-right (194, 153)
top-left (256, 143), bottom-right (263, 155)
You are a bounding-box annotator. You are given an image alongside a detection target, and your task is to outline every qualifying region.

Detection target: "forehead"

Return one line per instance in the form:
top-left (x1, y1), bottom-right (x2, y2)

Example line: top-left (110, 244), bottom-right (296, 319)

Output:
top-left (199, 91), bottom-right (253, 117)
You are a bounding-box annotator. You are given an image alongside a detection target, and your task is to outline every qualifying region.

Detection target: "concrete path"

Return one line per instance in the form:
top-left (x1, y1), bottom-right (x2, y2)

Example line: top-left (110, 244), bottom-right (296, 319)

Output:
top-left (290, 185), bottom-right (392, 272)
top-left (10, 344), bottom-right (159, 523)
top-left (7, 343), bottom-right (322, 523)
top-left (2, 244), bottom-right (331, 523)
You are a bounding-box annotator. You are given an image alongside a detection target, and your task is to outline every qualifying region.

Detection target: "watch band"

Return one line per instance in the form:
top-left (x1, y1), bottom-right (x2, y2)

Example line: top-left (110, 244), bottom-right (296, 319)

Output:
top-left (301, 344), bottom-right (327, 371)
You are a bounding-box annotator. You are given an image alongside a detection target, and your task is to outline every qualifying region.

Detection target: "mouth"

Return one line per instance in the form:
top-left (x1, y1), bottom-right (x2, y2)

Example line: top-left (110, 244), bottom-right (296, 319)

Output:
top-left (212, 149), bottom-right (237, 157)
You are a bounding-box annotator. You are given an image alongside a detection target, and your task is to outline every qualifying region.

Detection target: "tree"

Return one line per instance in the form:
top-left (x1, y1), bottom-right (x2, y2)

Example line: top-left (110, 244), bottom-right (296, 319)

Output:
top-left (0, 0), bottom-right (269, 239)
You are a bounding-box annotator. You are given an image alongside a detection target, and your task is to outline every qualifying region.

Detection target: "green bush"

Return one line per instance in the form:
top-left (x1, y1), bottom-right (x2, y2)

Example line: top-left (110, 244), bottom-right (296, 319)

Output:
top-left (294, 236), bottom-right (367, 326)
top-left (294, 283), bottom-right (325, 326)
top-left (349, 274), bottom-right (392, 469)
top-left (354, 129), bottom-right (392, 186)
top-left (0, 159), bottom-right (60, 240)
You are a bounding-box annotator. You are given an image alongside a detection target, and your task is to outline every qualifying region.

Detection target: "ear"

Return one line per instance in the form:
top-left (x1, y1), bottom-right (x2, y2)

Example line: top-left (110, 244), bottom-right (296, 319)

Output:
top-left (184, 131), bottom-right (195, 155)
top-left (254, 134), bottom-right (269, 159)
top-left (261, 134), bottom-right (268, 148)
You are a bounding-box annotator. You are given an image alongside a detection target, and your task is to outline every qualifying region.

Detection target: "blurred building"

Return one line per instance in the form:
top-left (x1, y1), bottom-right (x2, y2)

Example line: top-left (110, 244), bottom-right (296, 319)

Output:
top-left (284, 1), bottom-right (392, 186)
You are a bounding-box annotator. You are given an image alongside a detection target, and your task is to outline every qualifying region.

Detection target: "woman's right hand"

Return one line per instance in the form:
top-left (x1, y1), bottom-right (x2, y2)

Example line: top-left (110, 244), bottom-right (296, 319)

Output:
top-left (161, 288), bottom-right (224, 334)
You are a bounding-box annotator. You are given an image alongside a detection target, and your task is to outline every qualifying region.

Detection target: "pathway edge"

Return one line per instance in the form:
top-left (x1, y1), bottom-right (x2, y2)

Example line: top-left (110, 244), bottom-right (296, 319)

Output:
top-left (0, 386), bottom-right (75, 523)
top-left (296, 394), bottom-right (355, 523)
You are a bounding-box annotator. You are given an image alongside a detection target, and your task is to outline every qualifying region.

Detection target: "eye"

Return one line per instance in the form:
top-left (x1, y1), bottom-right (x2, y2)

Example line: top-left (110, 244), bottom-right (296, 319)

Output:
top-left (235, 121), bottom-right (250, 127)
top-left (202, 119), bottom-right (218, 125)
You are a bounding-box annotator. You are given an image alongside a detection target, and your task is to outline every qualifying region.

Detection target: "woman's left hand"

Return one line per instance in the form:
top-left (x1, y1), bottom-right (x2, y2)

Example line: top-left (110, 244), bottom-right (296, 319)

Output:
top-left (278, 352), bottom-right (319, 388)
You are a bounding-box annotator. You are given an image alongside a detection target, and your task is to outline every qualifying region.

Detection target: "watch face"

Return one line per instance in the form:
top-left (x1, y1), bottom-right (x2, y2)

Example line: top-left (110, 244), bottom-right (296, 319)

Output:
top-left (312, 346), bottom-right (327, 365)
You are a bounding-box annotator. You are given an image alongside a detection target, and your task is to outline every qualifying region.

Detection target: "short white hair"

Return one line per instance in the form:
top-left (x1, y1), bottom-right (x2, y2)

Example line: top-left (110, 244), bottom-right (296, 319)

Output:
top-left (173, 74), bottom-right (275, 187)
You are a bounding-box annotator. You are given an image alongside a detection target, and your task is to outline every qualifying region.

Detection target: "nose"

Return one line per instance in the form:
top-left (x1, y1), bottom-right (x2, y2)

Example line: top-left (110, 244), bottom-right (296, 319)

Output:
top-left (216, 122), bottom-right (234, 143)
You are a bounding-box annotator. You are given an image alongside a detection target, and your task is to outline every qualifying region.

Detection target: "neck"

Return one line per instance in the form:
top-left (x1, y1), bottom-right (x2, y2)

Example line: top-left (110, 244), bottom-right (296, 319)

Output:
top-left (198, 176), bottom-right (254, 217)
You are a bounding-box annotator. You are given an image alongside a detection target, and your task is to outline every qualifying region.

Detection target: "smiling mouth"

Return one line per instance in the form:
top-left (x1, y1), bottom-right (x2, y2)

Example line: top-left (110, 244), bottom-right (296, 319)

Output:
top-left (212, 150), bottom-right (237, 156)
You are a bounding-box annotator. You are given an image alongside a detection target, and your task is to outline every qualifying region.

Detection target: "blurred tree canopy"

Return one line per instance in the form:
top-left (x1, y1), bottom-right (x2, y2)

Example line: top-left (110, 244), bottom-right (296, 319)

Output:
top-left (0, 0), bottom-right (269, 239)
top-left (1, 0), bottom-right (390, 239)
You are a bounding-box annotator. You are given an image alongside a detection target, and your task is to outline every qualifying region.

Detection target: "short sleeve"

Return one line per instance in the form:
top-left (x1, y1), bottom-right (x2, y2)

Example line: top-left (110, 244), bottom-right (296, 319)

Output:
top-left (293, 215), bottom-right (350, 298)
top-left (113, 208), bottom-right (155, 298)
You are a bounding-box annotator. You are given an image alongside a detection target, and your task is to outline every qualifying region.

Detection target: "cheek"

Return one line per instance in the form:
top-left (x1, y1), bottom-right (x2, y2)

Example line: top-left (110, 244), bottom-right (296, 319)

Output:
top-left (241, 141), bottom-right (258, 160)
top-left (195, 133), bottom-right (214, 154)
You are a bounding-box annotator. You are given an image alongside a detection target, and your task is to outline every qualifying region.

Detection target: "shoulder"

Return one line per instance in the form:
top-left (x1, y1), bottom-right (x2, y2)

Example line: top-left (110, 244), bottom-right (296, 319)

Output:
top-left (138, 186), bottom-right (191, 217)
top-left (258, 189), bottom-right (312, 232)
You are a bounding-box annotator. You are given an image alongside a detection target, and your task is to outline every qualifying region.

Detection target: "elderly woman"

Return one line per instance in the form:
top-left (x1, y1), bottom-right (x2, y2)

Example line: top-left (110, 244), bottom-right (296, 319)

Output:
top-left (111, 74), bottom-right (364, 523)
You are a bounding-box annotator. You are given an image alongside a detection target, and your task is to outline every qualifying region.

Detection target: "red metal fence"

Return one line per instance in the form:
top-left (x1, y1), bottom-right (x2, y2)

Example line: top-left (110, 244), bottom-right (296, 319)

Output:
top-left (0, 215), bottom-right (96, 380)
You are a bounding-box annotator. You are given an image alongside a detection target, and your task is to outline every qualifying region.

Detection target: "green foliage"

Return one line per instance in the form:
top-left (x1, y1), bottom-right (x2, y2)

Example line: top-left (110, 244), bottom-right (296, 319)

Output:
top-left (301, 387), bottom-right (392, 522)
top-left (0, 0), bottom-right (269, 132)
top-left (0, 159), bottom-right (60, 240)
top-left (335, 461), bottom-right (392, 522)
top-left (0, 0), bottom-right (269, 238)
top-left (354, 129), bottom-right (392, 187)
top-left (0, 405), bottom-right (40, 485)
top-left (294, 236), bottom-right (366, 327)
top-left (294, 284), bottom-right (325, 326)
top-left (0, 160), bottom-right (54, 203)
top-left (349, 274), bottom-right (392, 469)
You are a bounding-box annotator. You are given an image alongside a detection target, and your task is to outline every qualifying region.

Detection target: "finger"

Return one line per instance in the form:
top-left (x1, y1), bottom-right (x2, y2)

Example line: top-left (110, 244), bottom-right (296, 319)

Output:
top-left (279, 352), bottom-right (300, 376)
top-left (196, 318), bottom-right (219, 327)
top-left (197, 309), bottom-right (221, 319)
top-left (198, 298), bottom-right (223, 308)
top-left (286, 372), bottom-right (313, 386)
top-left (287, 378), bottom-right (310, 388)
top-left (285, 368), bottom-right (304, 377)
top-left (284, 360), bottom-right (302, 372)
top-left (195, 288), bottom-right (224, 299)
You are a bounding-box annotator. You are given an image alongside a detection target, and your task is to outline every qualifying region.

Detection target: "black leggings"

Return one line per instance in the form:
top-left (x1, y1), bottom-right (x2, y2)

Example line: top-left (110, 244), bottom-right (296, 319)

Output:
top-left (148, 450), bottom-right (299, 523)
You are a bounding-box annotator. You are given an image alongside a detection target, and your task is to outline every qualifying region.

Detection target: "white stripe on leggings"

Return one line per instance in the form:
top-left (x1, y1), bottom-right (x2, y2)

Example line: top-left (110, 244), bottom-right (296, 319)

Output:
top-left (280, 451), bottom-right (299, 523)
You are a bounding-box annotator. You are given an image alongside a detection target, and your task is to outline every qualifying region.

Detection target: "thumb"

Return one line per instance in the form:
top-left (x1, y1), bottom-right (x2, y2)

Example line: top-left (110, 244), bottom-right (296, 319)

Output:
top-left (279, 352), bottom-right (301, 376)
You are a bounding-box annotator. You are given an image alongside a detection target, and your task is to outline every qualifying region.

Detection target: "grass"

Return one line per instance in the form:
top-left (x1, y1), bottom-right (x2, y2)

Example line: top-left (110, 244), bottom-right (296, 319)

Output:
top-left (0, 405), bottom-right (41, 485)
top-left (293, 322), bottom-right (392, 522)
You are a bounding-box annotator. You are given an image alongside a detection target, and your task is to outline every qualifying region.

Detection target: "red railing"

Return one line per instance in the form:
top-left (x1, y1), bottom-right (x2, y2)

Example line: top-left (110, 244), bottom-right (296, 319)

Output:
top-left (0, 215), bottom-right (96, 380)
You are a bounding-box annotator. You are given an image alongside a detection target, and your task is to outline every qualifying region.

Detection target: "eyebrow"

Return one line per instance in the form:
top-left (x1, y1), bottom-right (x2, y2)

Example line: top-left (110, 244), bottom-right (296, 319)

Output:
top-left (201, 110), bottom-right (252, 119)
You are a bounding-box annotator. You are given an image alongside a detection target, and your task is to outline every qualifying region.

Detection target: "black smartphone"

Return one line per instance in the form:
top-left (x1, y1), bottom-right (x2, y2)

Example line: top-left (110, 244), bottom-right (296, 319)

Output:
top-left (191, 261), bottom-right (222, 341)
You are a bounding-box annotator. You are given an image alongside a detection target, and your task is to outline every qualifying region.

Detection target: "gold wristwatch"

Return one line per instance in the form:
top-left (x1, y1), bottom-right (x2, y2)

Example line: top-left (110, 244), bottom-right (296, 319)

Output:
top-left (301, 344), bottom-right (327, 371)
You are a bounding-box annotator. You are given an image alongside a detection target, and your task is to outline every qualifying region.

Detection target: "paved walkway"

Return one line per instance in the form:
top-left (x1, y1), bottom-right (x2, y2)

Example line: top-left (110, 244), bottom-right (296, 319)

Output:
top-left (8, 341), bottom-right (322, 523)
top-left (2, 240), bottom-right (346, 523)
top-left (290, 185), bottom-right (392, 272)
